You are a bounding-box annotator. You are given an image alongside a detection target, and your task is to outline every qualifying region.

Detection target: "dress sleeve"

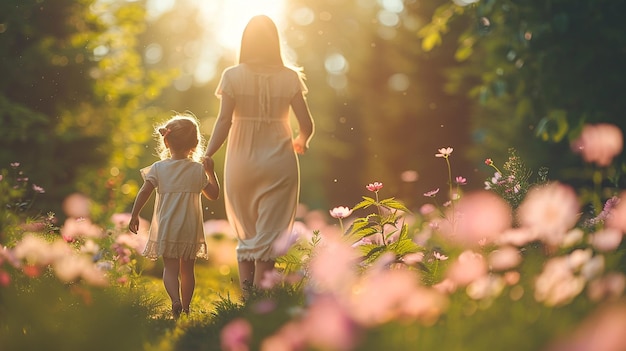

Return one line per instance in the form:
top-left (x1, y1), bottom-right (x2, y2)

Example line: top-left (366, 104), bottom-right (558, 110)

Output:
top-left (140, 163), bottom-right (158, 188)
top-left (297, 72), bottom-right (309, 96)
top-left (288, 69), bottom-right (308, 97)
top-left (215, 68), bottom-right (234, 98)
top-left (199, 163), bottom-right (209, 189)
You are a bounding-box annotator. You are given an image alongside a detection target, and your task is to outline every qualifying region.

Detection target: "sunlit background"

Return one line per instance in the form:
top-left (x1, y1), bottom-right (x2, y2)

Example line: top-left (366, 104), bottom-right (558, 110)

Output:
top-left (3, 0), bottom-right (625, 223)
top-left (2, 0), bottom-right (626, 349)
top-left (144, 0), bottom-right (287, 87)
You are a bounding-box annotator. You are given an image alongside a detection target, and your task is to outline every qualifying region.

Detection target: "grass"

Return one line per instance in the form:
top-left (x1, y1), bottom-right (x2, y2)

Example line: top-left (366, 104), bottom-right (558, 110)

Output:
top-left (137, 235), bottom-right (244, 351)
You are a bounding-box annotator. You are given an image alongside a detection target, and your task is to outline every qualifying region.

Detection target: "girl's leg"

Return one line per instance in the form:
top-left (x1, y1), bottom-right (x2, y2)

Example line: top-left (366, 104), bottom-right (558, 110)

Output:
top-left (238, 259), bottom-right (255, 298)
top-left (179, 258), bottom-right (196, 313)
top-left (254, 260), bottom-right (276, 288)
top-left (163, 257), bottom-right (182, 317)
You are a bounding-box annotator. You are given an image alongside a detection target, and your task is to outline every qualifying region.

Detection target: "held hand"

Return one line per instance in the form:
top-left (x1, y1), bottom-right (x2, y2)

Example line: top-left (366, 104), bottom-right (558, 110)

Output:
top-left (203, 156), bottom-right (215, 172)
top-left (293, 136), bottom-right (308, 155)
top-left (128, 217), bottom-right (139, 234)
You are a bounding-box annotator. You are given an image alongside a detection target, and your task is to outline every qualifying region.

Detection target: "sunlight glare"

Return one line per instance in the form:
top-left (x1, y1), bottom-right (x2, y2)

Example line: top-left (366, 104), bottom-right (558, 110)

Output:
top-left (193, 0), bottom-right (287, 49)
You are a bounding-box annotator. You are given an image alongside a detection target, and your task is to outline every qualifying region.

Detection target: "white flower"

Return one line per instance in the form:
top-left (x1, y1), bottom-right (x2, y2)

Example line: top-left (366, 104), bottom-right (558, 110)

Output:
top-left (517, 182), bottom-right (580, 247)
top-left (488, 246), bottom-right (521, 271)
top-left (433, 251), bottom-right (448, 261)
top-left (329, 206), bottom-right (353, 219)
top-left (435, 147), bottom-right (453, 158)
top-left (589, 228), bottom-right (623, 252)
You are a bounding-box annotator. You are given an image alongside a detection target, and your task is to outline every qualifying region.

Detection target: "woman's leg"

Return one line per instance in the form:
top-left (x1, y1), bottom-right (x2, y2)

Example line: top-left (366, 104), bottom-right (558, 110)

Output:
top-left (254, 260), bottom-right (276, 288)
top-left (238, 259), bottom-right (255, 298)
top-left (179, 258), bottom-right (196, 313)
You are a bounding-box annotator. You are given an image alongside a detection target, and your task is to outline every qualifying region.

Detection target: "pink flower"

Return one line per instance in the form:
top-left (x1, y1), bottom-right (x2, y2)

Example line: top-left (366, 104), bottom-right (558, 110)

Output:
top-left (435, 147), bottom-right (453, 158)
top-left (62, 193), bottom-right (92, 219)
top-left (571, 123), bottom-right (623, 167)
top-left (0, 270), bottom-right (11, 286)
top-left (400, 170), bottom-right (419, 182)
top-left (516, 182), bottom-right (580, 247)
top-left (587, 273), bottom-right (626, 302)
top-left (298, 295), bottom-right (359, 351)
top-left (423, 188), bottom-right (440, 197)
top-left (545, 301), bottom-right (626, 351)
top-left (446, 250), bottom-right (487, 287)
top-left (402, 252), bottom-right (425, 264)
top-left (261, 322), bottom-right (306, 351)
top-left (484, 158), bottom-right (493, 166)
top-left (221, 318), bottom-right (252, 351)
top-left (329, 206), bottom-right (353, 219)
top-left (309, 236), bottom-right (359, 294)
top-left (10, 162), bottom-right (20, 168)
top-left (589, 228), bottom-right (623, 252)
top-left (606, 192), bottom-right (626, 234)
top-left (32, 184), bottom-right (45, 194)
top-left (496, 228), bottom-right (538, 247)
top-left (451, 190), bottom-right (512, 246)
top-left (466, 275), bottom-right (505, 300)
top-left (433, 278), bottom-right (457, 294)
top-left (349, 268), bottom-right (446, 326)
top-left (488, 246), bottom-right (521, 271)
top-left (534, 256), bottom-right (584, 306)
top-left (60, 217), bottom-right (104, 240)
top-left (419, 203), bottom-right (437, 216)
top-left (259, 270), bottom-right (283, 290)
top-left (272, 230), bottom-right (299, 257)
top-left (366, 181), bottom-right (383, 192)
top-left (455, 176), bottom-right (467, 185)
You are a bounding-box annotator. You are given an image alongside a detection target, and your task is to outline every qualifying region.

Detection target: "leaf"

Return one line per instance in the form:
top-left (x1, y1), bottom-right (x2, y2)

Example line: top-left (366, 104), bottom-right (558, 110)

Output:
top-left (422, 32), bottom-right (442, 51)
top-left (363, 245), bottom-right (387, 261)
top-left (535, 109), bottom-right (569, 142)
top-left (455, 45), bottom-right (473, 62)
top-left (353, 196), bottom-right (377, 210)
top-left (347, 218), bottom-right (379, 239)
top-left (379, 198), bottom-right (411, 212)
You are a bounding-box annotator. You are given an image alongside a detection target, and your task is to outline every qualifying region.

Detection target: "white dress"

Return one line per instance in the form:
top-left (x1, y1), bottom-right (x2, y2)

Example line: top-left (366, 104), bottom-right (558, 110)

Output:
top-left (141, 158), bottom-right (209, 260)
top-left (215, 63), bottom-right (307, 261)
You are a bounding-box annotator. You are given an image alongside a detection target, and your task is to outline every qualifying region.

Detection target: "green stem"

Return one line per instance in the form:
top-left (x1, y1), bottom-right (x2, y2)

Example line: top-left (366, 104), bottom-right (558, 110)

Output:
top-left (445, 157), bottom-right (455, 227)
top-left (490, 164), bottom-right (503, 175)
top-left (375, 191), bottom-right (386, 245)
top-left (592, 169), bottom-right (603, 215)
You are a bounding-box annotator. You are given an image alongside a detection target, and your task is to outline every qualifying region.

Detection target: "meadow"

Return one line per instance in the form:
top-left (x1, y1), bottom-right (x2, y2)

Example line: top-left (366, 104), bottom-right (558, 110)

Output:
top-left (1, 137), bottom-right (626, 351)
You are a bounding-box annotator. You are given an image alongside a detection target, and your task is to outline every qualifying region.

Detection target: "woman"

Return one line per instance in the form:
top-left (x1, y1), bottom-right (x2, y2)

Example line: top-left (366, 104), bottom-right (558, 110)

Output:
top-left (205, 15), bottom-right (315, 295)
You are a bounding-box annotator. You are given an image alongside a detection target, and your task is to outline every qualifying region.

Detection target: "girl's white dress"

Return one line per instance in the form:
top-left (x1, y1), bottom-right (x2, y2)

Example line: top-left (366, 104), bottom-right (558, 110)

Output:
top-left (215, 63), bottom-right (307, 261)
top-left (141, 158), bottom-right (209, 260)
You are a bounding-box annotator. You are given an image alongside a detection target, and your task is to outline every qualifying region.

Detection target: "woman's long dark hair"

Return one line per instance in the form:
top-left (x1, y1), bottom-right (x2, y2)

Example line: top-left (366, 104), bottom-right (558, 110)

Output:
top-left (238, 15), bottom-right (283, 66)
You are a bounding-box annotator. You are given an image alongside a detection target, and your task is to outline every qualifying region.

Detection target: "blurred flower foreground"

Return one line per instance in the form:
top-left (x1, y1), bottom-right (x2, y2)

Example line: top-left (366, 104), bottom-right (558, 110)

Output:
top-left (2, 122), bottom-right (626, 351)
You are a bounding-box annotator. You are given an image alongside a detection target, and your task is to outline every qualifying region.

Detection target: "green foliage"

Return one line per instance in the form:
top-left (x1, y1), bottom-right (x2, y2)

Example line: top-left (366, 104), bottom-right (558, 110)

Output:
top-left (421, 0), bottom-right (626, 188)
top-left (0, 276), bottom-right (159, 351)
top-left (276, 230), bottom-right (321, 277)
top-left (484, 148), bottom-right (548, 208)
top-left (0, 0), bottom-right (172, 222)
top-left (0, 164), bottom-right (163, 351)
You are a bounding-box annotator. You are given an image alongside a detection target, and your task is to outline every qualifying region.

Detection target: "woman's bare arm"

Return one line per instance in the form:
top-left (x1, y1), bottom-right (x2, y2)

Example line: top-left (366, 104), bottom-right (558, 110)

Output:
top-left (291, 92), bottom-right (315, 154)
top-left (205, 94), bottom-right (235, 157)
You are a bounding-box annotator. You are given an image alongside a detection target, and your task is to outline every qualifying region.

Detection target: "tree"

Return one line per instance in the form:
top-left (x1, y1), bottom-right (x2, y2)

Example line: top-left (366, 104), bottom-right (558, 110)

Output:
top-left (0, 0), bottom-right (170, 222)
top-left (283, 0), bottom-right (474, 211)
top-left (420, 0), bottom-right (626, 199)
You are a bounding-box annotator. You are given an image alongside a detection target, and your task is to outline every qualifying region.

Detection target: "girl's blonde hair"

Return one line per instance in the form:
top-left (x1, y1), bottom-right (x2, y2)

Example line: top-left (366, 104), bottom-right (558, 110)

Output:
top-left (155, 113), bottom-right (205, 162)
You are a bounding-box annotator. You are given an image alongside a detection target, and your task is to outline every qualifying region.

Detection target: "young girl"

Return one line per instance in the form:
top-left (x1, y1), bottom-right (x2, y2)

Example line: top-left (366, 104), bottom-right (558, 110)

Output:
top-left (129, 114), bottom-right (219, 318)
